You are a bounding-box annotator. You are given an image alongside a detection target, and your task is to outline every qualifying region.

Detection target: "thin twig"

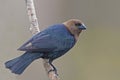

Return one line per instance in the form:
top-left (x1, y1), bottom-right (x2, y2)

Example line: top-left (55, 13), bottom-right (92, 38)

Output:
top-left (25, 0), bottom-right (40, 34)
top-left (25, 0), bottom-right (59, 80)
top-left (43, 59), bottom-right (60, 80)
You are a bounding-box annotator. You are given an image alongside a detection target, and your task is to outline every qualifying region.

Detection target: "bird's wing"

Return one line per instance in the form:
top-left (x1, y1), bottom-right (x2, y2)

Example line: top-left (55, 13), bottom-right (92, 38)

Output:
top-left (18, 24), bottom-right (75, 52)
top-left (18, 33), bottom-right (57, 52)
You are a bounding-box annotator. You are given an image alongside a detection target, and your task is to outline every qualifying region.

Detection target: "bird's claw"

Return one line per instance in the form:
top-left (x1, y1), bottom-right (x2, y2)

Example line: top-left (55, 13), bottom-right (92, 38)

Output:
top-left (48, 69), bottom-right (58, 76)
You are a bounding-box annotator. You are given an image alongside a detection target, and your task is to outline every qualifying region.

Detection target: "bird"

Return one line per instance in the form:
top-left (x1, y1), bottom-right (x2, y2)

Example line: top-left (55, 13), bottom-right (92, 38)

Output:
top-left (5, 19), bottom-right (86, 75)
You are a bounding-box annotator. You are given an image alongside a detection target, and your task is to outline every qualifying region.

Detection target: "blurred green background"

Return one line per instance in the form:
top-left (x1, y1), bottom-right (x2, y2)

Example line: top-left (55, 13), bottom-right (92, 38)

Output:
top-left (0, 0), bottom-right (120, 80)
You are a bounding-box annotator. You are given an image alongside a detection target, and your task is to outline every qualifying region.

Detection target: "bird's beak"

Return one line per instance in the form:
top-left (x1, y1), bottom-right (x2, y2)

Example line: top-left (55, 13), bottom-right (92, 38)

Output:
top-left (78, 23), bottom-right (87, 30)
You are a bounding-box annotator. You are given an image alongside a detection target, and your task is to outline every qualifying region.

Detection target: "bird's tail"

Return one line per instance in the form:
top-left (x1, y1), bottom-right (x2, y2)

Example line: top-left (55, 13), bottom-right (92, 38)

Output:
top-left (5, 52), bottom-right (43, 75)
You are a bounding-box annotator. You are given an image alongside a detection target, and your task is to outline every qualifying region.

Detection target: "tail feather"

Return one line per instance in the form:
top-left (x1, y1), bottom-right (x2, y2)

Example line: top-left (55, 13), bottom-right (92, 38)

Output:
top-left (5, 52), bottom-right (43, 74)
top-left (5, 57), bottom-right (20, 69)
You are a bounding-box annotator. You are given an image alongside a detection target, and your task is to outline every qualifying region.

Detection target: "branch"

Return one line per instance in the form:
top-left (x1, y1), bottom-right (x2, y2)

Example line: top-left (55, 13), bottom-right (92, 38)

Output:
top-left (25, 0), bottom-right (40, 34)
top-left (25, 0), bottom-right (59, 80)
top-left (43, 59), bottom-right (60, 80)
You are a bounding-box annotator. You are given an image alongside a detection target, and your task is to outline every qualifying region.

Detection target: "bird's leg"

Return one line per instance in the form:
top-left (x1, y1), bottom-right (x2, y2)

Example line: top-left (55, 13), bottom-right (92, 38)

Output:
top-left (48, 60), bottom-right (58, 76)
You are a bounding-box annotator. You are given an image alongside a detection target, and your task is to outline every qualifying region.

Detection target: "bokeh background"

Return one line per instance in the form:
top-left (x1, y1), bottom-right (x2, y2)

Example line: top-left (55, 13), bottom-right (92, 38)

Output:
top-left (0, 0), bottom-right (120, 80)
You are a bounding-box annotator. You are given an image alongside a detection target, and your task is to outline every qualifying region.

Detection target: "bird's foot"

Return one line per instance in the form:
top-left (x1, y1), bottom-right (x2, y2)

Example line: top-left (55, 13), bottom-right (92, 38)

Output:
top-left (48, 69), bottom-right (58, 76)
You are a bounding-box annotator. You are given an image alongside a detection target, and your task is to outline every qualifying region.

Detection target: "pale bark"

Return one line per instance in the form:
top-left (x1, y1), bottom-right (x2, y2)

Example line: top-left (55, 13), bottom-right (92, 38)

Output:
top-left (25, 0), bottom-right (59, 80)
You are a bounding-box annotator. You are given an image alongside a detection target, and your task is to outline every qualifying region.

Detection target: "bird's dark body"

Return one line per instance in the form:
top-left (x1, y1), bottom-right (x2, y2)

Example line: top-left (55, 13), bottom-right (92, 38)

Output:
top-left (5, 24), bottom-right (76, 74)
top-left (5, 19), bottom-right (86, 75)
top-left (19, 24), bottom-right (76, 60)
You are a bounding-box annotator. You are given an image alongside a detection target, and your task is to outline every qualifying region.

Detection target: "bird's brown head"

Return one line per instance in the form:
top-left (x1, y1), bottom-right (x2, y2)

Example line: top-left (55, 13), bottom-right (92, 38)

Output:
top-left (63, 19), bottom-right (86, 40)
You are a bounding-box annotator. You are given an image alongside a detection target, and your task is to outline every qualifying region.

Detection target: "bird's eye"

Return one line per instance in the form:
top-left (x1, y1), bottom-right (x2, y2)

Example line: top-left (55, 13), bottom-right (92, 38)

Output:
top-left (75, 23), bottom-right (82, 26)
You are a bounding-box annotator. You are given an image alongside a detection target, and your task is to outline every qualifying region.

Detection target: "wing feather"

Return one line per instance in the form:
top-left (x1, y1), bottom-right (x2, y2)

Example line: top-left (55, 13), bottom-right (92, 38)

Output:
top-left (18, 24), bottom-right (75, 52)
